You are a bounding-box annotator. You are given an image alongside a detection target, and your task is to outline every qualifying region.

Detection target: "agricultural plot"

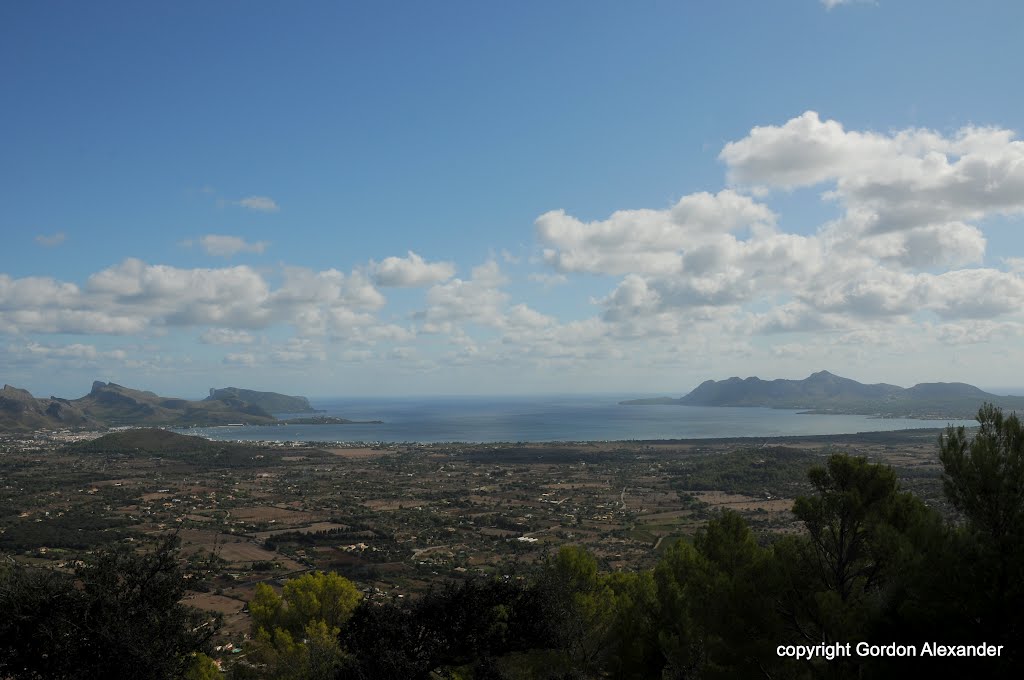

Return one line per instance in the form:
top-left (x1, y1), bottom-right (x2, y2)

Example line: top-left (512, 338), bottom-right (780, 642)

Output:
top-left (0, 428), bottom-right (953, 648)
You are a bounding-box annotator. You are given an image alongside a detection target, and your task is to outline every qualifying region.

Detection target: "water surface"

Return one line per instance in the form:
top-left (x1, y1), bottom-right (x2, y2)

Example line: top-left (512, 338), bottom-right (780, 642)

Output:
top-left (183, 395), bottom-right (977, 444)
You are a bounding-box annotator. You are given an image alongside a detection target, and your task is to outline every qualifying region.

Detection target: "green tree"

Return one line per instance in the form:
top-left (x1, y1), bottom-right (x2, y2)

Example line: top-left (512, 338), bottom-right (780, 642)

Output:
top-left (343, 576), bottom-right (558, 679)
top-left (244, 572), bottom-right (358, 679)
top-left (792, 455), bottom-right (903, 606)
top-left (600, 570), bottom-right (659, 680)
top-left (0, 535), bottom-right (217, 680)
top-left (781, 454), bottom-right (939, 679)
top-left (938, 404), bottom-right (1024, 673)
top-left (652, 511), bottom-right (785, 679)
top-left (542, 545), bottom-right (618, 673)
top-left (282, 571), bottom-right (362, 633)
top-left (184, 653), bottom-right (221, 680)
top-left (249, 582), bottom-right (284, 632)
top-left (940, 403), bottom-right (1024, 544)
top-left (653, 539), bottom-right (706, 678)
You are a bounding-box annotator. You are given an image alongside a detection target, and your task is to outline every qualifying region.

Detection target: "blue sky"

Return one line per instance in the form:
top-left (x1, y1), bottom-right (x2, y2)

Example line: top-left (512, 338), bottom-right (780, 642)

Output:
top-left (3, 0), bottom-right (1024, 398)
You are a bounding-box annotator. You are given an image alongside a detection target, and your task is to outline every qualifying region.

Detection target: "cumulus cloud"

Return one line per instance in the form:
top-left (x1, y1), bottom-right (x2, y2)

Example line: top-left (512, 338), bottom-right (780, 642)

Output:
top-left (0, 259), bottom-right (405, 348)
top-left (537, 190), bottom-right (775, 276)
top-left (236, 196), bottom-right (279, 212)
top-left (35, 232), bottom-right (67, 247)
top-left (522, 110), bottom-right (1024, 372)
top-left (8, 111), bottom-right (1024, 385)
top-left (198, 234), bottom-right (268, 257)
top-left (720, 112), bottom-right (1024, 254)
top-left (370, 251), bottom-right (455, 287)
top-left (424, 261), bottom-right (509, 325)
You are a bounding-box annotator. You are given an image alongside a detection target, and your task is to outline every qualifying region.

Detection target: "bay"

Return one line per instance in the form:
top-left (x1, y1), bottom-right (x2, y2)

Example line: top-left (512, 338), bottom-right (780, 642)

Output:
top-left (182, 394), bottom-right (979, 444)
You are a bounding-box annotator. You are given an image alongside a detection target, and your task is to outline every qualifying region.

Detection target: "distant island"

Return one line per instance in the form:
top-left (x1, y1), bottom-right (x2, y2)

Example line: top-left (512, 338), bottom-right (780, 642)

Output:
top-left (0, 382), bottom-right (371, 432)
top-left (621, 370), bottom-right (1024, 419)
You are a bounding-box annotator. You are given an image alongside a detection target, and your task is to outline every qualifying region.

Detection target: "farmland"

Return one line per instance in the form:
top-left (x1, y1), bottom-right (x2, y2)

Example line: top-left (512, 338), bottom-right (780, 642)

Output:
top-left (0, 426), bottom-right (953, 646)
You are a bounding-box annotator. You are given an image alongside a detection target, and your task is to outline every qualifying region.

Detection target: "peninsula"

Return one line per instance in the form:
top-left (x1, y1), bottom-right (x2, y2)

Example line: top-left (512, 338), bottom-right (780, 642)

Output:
top-left (206, 387), bottom-right (319, 414)
top-left (621, 370), bottom-right (1024, 419)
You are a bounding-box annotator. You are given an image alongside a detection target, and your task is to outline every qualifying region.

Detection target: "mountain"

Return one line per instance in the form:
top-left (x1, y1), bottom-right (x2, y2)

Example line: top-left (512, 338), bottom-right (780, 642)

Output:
top-left (0, 381), bottom-right (277, 431)
top-left (621, 371), bottom-right (1024, 418)
top-left (0, 384), bottom-right (98, 431)
top-left (78, 381), bottom-right (277, 426)
top-left (205, 387), bottom-right (316, 414)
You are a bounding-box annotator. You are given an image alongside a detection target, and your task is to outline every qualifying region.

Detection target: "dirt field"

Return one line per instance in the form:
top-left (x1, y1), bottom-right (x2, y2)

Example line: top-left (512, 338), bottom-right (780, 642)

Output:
top-left (692, 491), bottom-right (795, 513)
top-left (186, 592), bottom-right (252, 636)
top-left (216, 540), bottom-right (280, 563)
top-left (327, 447), bottom-right (395, 459)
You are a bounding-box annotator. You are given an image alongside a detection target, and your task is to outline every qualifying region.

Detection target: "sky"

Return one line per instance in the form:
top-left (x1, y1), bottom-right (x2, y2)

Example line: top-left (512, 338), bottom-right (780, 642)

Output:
top-left (3, 0), bottom-right (1024, 399)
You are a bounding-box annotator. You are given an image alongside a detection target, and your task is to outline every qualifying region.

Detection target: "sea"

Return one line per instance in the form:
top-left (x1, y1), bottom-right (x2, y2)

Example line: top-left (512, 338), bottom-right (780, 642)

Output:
top-left (182, 394), bottom-right (980, 444)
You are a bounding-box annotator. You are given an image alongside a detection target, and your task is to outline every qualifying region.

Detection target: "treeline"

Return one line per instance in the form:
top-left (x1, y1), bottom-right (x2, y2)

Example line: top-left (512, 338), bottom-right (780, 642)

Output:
top-left (0, 512), bottom-right (135, 552)
top-left (2, 405), bottom-right (1022, 678)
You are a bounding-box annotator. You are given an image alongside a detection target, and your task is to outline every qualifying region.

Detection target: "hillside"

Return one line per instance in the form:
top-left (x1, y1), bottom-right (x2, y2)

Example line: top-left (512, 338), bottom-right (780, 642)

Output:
top-left (76, 382), bottom-right (276, 426)
top-left (70, 428), bottom-right (224, 454)
top-left (67, 428), bottom-right (286, 468)
top-left (0, 381), bottom-right (278, 431)
top-left (0, 384), bottom-right (99, 432)
top-left (205, 387), bottom-right (317, 414)
top-left (621, 370), bottom-right (1024, 418)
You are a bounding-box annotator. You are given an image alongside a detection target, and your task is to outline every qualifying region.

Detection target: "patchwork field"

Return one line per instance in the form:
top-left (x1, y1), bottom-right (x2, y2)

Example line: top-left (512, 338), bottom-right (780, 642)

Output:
top-left (0, 428), bottom-right (956, 650)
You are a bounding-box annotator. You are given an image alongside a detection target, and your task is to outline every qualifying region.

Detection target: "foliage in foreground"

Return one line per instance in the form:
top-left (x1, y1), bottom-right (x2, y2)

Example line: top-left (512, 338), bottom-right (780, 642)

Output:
top-left (227, 404), bottom-right (1023, 679)
top-left (2, 404), bottom-right (1022, 679)
top-left (0, 535), bottom-right (217, 680)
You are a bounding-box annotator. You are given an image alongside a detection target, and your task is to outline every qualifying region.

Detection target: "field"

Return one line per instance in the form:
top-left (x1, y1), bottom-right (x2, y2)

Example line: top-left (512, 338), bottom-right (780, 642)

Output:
top-left (0, 426), bottom-right (958, 648)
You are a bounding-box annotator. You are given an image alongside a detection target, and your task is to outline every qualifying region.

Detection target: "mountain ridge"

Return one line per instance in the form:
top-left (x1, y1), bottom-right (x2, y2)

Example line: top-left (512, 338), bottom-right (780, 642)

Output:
top-left (0, 382), bottom-right (300, 431)
top-left (621, 371), bottom-right (1024, 418)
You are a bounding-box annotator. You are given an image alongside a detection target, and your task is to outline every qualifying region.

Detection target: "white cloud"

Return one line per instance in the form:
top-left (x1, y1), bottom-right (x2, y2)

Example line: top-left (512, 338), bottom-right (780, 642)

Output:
top-left (272, 337), bottom-right (327, 363)
top-left (370, 251), bottom-right (455, 287)
top-left (424, 260), bottom-right (508, 325)
top-left (200, 328), bottom-right (255, 345)
top-left (0, 260), bottom-right (404, 347)
top-left (505, 304), bottom-right (556, 330)
top-left (35, 232), bottom-right (67, 247)
top-left (388, 346), bottom-right (416, 360)
top-left (223, 352), bottom-right (257, 366)
top-left (236, 196), bottom-right (279, 212)
top-left (516, 110), bottom-right (1024, 379)
top-left (24, 342), bottom-right (127, 361)
top-left (8, 111), bottom-right (1024, 388)
top-left (198, 234), bottom-right (268, 257)
top-left (720, 111), bottom-right (1024, 244)
top-left (537, 189), bottom-right (775, 276)
top-left (821, 0), bottom-right (874, 9)
top-left (528, 272), bottom-right (568, 287)
top-left (85, 258), bottom-right (274, 328)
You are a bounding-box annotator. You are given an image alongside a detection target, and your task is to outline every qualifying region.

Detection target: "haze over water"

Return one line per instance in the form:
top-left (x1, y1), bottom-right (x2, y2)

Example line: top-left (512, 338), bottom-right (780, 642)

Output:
top-left (186, 395), bottom-right (979, 444)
